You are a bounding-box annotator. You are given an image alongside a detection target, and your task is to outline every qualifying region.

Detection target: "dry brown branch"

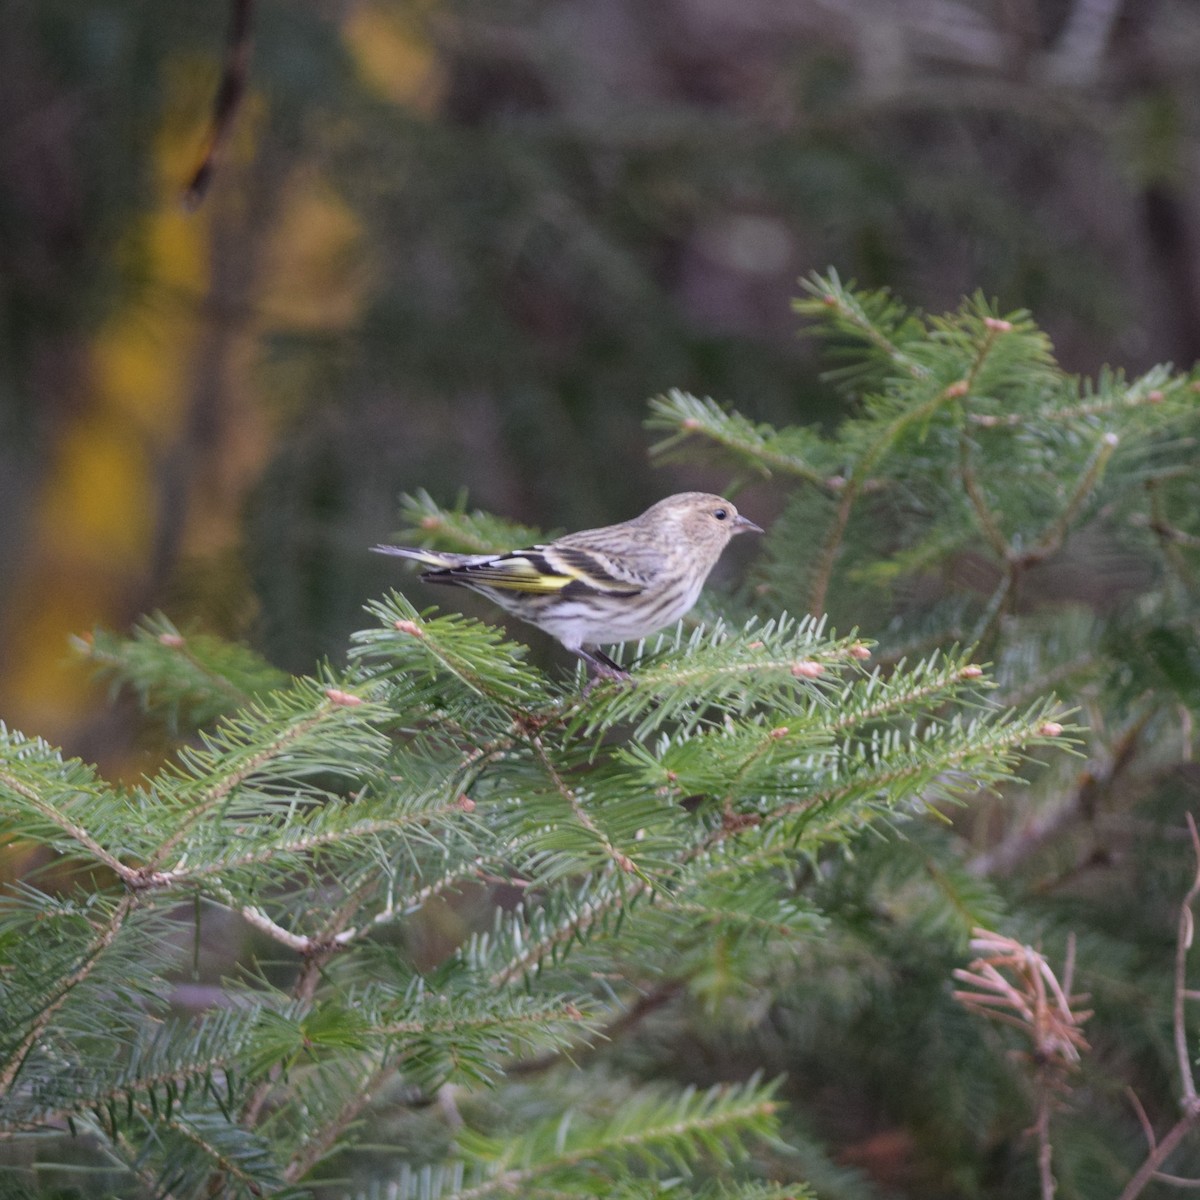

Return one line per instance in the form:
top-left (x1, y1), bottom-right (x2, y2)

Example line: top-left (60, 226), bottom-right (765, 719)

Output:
top-left (953, 928), bottom-right (1091, 1199)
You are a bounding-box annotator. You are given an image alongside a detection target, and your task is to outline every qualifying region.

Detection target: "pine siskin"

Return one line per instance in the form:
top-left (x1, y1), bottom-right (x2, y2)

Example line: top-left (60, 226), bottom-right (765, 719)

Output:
top-left (373, 492), bottom-right (762, 677)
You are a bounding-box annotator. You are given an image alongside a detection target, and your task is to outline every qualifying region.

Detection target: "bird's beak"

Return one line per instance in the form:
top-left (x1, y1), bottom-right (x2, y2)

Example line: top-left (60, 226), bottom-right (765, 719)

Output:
top-left (733, 514), bottom-right (763, 535)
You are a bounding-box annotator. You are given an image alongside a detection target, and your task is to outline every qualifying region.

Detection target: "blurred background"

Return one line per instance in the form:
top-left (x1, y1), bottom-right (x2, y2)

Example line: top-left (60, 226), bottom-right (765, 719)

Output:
top-left (4, 0), bottom-right (1200, 765)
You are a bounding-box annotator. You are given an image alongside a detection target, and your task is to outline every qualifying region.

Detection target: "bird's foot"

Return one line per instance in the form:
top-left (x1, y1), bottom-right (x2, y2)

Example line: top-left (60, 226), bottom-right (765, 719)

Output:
top-left (575, 648), bottom-right (634, 697)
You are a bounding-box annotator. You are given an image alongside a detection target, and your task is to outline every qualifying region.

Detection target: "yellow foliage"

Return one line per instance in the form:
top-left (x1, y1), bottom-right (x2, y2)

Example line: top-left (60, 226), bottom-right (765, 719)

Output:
top-left (344, 3), bottom-right (442, 111)
top-left (2, 35), bottom-right (379, 747)
top-left (37, 415), bottom-right (155, 566)
top-left (259, 180), bottom-right (367, 331)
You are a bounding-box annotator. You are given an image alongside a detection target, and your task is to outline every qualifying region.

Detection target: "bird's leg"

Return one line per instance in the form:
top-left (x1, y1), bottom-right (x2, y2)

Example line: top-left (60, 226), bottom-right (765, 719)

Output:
top-left (588, 647), bottom-right (628, 676)
top-left (573, 646), bottom-right (632, 695)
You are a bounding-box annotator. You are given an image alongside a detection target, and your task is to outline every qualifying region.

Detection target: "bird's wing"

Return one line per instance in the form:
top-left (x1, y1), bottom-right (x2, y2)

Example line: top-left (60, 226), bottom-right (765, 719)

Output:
top-left (545, 544), bottom-right (649, 593)
top-left (419, 544), bottom-right (645, 596)
top-left (372, 545), bottom-right (475, 570)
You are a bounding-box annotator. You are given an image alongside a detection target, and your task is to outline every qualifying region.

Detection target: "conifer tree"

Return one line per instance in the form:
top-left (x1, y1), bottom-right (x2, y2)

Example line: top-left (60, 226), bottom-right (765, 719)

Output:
top-left (3, 274), bottom-right (1199, 1198)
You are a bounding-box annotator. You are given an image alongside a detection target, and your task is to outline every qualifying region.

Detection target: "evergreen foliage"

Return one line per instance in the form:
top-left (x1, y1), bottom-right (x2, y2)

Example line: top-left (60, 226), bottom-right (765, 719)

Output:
top-left (4, 275), bottom-right (1200, 1197)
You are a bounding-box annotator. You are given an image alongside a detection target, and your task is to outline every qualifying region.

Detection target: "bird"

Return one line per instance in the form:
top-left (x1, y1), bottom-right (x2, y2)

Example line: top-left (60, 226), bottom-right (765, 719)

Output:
top-left (373, 492), bottom-right (762, 678)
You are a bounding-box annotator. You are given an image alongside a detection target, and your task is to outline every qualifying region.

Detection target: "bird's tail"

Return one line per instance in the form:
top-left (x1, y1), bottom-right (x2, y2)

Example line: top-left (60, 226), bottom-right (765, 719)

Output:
top-left (371, 545), bottom-right (472, 570)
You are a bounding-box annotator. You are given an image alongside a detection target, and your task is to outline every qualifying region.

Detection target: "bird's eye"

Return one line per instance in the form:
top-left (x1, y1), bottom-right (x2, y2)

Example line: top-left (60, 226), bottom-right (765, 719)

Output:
top-left (713, 508), bottom-right (728, 521)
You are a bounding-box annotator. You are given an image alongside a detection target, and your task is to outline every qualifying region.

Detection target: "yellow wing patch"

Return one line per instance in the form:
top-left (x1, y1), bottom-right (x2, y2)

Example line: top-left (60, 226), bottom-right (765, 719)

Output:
top-left (433, 550), bottom-right (576, 594)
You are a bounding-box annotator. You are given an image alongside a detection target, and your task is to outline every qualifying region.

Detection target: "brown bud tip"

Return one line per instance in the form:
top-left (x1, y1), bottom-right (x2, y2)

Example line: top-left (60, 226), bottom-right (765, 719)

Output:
top-left (158, 633), bottom-right (185, 648)
top-left (1147, 390), bottom-right (1164, 404)
top-left (681, 416), bottom-right (702, 431)
top-left (822, 294), bottom-right (837, 306)
top-left (791, 660), bottom-right (824, 679)
top-left (564, 1003), bottom-right (584, 1020)
top-left (960, 664), bottom-right (984, 679)
top-left (394, 619), bottom-right (424, 636)
top-left (665, 770), bottom-right (678, 783)
top-left (615, 853), bottom-right (636, 873)
top-left (984, 317), bottom-right (1013, 332)
top-left (419, 515), bottom-right (441, 529)
top-left (324, 688), bottom-right (363, 706)
top-left (454, 794), bottom-right (476, 812)
top-left (1102, 431), bottom-right (1119, 446)
top-left (826, 474), bottom-right (847, 491)
top-left (769, 726), bottom-right (789, 739)
top-left (747, 640), bottom-right (764, 650)
top-left (974, 414), bottom-right (1000, 427)
top-left (1039, 722), bottom-right (1064, 737)
top-left (848, 643), bottom-right (872, 660)
top-left (946, 380), bottom-right (970, 398)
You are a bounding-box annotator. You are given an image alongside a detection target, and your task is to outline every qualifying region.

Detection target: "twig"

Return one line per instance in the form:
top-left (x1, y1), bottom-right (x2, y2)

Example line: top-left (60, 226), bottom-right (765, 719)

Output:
top-left (1117, 1115), bottom-right (1200, 1200)
top-left (1021, 431), bottom-right (1119, 566)
top-left (1035, 1077), bottom-right (1056, 1200)
top-left (1117, 813), bottom-right (1200, 1200)
top-left (967, 712), bottom-right (1149, 878)
top-left (1127, 1086), bottom-right (1157, 1153)
top-left (959, 433), bottom-right (1013, 561)
top-left (507, 979), bottom-right (685, 1077)
top-left (1175, 815), bottom-right (1200, 1108)
top-left (807, 380), bottom-right (970, 616)
top-left (183, 0), bottom-right (254, 208)
top-left (530, 734), bottom-right (638, 876)
top-left (284, 1056), bottom-right (396, 1184)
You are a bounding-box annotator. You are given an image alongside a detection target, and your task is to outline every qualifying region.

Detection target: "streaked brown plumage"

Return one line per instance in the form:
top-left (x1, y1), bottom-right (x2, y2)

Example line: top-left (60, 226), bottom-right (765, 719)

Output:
top-left (373, 492), bottom-right (762, 676)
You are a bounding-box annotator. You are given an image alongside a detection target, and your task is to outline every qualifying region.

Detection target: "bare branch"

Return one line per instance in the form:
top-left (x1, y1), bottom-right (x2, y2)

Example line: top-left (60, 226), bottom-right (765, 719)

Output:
top-left (183, 0), bottom-right (254, 208)
top-left (1175, 815), bottom-right (1200, 1108)
top-left (1115, 815), bottom-right (1200, 1200)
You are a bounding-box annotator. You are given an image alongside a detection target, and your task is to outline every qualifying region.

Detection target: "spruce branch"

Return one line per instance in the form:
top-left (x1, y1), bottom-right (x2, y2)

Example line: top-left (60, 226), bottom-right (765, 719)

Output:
top-left (10, 273), bottom-right (1200, 1199)
top-left (129, 1100), bottom-right (282, 1198)
top-left (282, 1053), bottom-right (393, 1185)
top-left (147, 678), bottom-right (391, 872)
top-left (332, 845), bottom-right (511, 949)
top-left (529, 733), bottom-right (641, 879)
top-left (354, 594), bottom-right (545, 708)
top-left (143, 793), bottom-right (481, 891)
top-left (646, 390), bottom-right (828, 484)
top-left (452, 1077), bottom-right (781, 1199)
top-left (966, 708), bottom-right (1148, 879)
top-left (1144, 476), bottom-right (1200, 596)
top-left (10, 1004), bottom-right (269, 1126)
top-left (0, 726), bottom-right (149, 880)
top-left (479, 873), bottom-right (645, 989)
top-left (0, 893), bottom-right (137, 1097)
top-left (794, 269), bottom-right (930, 382)
top-left (964, 363), bottom-right (1192, 428)
top-left (824, 650), bottom-right (995, 735)
top-left (806, 376), bottom-right (972, 616)
top-left (75, 613), bottom-right (287, 731)
top-left (1021, 429), bottom-right (1120, 567)
top-left (397, 488), bottom-right (548, 554)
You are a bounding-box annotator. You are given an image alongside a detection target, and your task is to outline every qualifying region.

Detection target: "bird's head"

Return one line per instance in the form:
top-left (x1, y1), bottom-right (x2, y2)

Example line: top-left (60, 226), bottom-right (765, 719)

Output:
top-left (642, 492), bottom-right (763, 559)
